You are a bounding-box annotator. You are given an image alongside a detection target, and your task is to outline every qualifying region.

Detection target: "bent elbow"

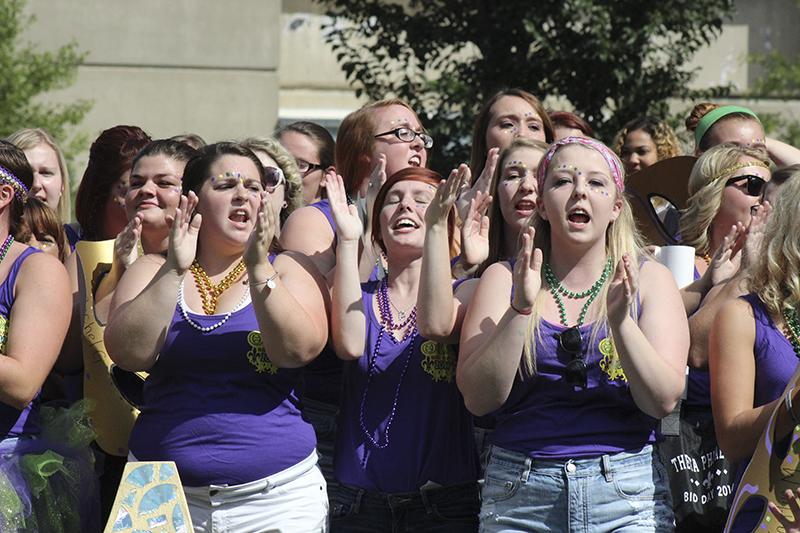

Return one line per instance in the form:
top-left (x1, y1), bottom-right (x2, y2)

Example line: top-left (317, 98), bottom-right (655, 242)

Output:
top-left (417, 322), bottom-right (451, 344)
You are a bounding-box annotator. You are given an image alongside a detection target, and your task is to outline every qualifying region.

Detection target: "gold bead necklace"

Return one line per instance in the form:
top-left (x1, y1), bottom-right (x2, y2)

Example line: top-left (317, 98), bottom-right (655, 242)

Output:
top-left (189, 259), bottom-right (246, 315)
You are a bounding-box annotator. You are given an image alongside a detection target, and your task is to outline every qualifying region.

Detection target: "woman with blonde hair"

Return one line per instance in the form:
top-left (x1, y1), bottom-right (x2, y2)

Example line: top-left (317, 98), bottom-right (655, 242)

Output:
top-left (6, 128), bottom-right (75, 246)
top-left (710, 174), bottom-right (800, 532)
top-left (458, 136), bottom-right (687, 531)
top-left (240, 137), bottom-right (304, 233)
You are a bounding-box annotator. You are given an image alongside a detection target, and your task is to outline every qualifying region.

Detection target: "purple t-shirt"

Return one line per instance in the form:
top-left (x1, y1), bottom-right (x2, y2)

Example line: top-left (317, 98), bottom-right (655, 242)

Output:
top-left (129, 285), bottom-right (316, 487)
top-left (491, 318), bottom-right (658, 458)
top-left (335, 281), bottom-right (478, 493)
top-left (0, 248), bottom-right (41, 438)
top-left (300, 199), bottom-right (344, 405)
top-left (730, 294), bottom-right (799, 532)
top-left (686, 265), bottom-right (711, 408)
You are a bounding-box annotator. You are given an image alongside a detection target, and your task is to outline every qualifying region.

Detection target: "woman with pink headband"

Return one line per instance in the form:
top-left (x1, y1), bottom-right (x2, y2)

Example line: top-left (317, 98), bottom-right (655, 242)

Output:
top-left (458, 136), bottom-right (689, 531)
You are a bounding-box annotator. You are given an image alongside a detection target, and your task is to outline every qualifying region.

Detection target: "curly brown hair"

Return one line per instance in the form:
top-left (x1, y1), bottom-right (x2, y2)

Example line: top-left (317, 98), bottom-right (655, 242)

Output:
top-left (613, 117), bottom-right (682, 161)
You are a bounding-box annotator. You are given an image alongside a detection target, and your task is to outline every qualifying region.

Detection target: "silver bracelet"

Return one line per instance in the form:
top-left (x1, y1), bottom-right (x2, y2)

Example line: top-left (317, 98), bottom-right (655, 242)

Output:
top-left (249, 272), bottom-right (278, 290)
top-left (786, 387), bottom-right (800, 426)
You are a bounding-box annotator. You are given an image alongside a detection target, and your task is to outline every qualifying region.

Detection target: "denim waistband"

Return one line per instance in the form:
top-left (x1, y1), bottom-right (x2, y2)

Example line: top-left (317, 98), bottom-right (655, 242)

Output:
top-left (181, 450), bottom-right (318, 505)
top-left (488, 444), bottom-right (656, 480)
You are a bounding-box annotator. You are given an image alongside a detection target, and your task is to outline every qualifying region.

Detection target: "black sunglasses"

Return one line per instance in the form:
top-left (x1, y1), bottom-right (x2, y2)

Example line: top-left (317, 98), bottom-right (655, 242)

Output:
top-left (725, 174), bottom-right (766, 197)
top-left (558, 326), bottom-right (587, 388)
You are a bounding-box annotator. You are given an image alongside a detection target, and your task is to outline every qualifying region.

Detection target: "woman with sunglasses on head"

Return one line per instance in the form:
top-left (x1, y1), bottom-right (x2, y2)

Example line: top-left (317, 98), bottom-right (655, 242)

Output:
top-left (459, 136), bottom-right (688, 532)
top-left (326, 165), bottom-right (480, 532)
top-left (104, 142), bottom-right (330, 531)
top-left (709, 174), bottom-right (800, 532)
top-left (276, 121), bottom-right (336, 206)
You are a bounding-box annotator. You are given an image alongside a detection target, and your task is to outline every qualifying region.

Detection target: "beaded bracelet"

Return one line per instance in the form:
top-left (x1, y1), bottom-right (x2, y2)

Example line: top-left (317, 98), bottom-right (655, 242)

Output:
top-left (785, 387), bottom-right (800, 427)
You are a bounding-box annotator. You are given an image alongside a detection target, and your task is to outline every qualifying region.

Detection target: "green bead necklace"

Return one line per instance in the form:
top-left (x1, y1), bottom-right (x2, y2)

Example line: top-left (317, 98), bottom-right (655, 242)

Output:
top-left (543, 258), bottom-right (613, 327)
top-left (782, 307), bottom-right (800, 357)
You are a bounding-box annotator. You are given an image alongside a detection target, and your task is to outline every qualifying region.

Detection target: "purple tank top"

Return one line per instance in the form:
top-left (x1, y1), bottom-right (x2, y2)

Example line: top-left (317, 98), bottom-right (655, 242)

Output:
top-left (129, 275), bottom-right (316, 486)
top-left (730, 294), bottom-right (798, 532)
top-left (491, 318), bottom-right (658, 458)
top-left (0, 248), bottom-right (42, 438)
top-left (301, 199), bottom-right (344, 405)
top-left (335, 281), bottom-right (478, 492)
top-left (686, 265), bottom-right (711, 408)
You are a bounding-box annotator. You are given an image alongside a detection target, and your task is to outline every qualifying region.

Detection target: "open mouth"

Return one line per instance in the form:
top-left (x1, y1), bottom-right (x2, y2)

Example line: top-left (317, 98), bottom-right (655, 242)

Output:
top-left (408, 155), bottom-right (422, 167)
top-left (392, 217), bottom-right (419, 231)
top-left (229, 209), bottom-right (250, 224)
top-left (515, 199), bottom-right (536, 214)
top-left (567, 208), bottom-right (591, 225)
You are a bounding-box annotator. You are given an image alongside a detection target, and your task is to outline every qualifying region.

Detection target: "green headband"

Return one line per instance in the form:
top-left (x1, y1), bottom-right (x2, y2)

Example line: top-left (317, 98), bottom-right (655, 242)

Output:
top-left (694, 105), bottom-right (761, 146)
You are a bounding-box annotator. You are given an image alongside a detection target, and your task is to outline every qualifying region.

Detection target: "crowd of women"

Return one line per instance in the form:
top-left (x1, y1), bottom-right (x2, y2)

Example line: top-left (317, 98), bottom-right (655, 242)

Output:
top-left (0, 89), bottom-right (800, 533)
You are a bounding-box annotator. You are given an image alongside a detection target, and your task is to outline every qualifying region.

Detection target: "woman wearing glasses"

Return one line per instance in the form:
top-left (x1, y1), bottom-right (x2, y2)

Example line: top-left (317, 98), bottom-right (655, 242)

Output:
top-left (240, 137), bottom-right (304, 238)
top-left (458, 136), bottom-right (688, 532)
top-left (709, 173), bottom-right (800, 532)
top-left (281, 98), bottom-right (432, 280)
top-left (104, 142), bottom-right (330, 531)
top-left (276, 121), bottom-right (336, 206)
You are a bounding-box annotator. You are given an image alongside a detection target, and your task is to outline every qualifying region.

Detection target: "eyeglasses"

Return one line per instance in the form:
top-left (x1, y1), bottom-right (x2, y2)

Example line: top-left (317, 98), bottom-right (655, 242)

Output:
top-left (263, 166), bottom-right (285, 192)
top-left (725, 174), bottom-right (766, 197)
top-left (374, 127), bottom-right (434, 149)
top-left (295, 159), bottom-right (324, 176)
top-left (558, 326), bottom-right (587, 388)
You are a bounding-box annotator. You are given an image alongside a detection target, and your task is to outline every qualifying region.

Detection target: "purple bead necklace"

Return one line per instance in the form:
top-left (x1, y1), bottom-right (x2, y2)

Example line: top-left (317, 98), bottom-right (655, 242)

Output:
top-left (0, 236), bottom-right (13, 262)
top-left (359, 279), bottom-right (418, 451)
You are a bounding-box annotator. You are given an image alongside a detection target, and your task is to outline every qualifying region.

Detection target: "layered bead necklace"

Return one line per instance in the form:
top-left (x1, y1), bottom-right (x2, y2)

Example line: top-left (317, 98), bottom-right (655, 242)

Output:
top-left (359, 279), bottom-right (417, 452)
top-left (782, 307), bottom-right (800, 357)
top-left (543, 258), bottom-right (613, 327)
top-left (0, 236), bottom-right (13, 263)
top-left (189, 259), bottom-right (246, 315)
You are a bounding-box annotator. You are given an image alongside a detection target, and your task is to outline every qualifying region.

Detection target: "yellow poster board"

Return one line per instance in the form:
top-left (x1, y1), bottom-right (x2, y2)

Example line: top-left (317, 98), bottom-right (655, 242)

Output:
top-left (105, 461), bottom-right (192, 533)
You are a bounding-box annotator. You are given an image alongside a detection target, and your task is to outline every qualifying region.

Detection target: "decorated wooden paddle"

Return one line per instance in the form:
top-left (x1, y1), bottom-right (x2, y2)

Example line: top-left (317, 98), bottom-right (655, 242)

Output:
top-left (724, 364), bottom-right (800, 532)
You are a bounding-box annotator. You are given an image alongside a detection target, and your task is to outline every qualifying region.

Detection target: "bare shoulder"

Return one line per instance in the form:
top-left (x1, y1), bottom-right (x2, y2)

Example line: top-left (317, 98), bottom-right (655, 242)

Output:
top-left (280, 206), bottom-right (335, 253)
top-left (17, 250), bottom-right (68, 283)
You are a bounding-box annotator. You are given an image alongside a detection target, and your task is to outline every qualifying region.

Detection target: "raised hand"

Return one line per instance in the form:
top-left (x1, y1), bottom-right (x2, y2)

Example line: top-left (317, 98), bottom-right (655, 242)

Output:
top-left (244, 191), bottom-right (278, 273)
top-left (461, 190), bottom-right (492, 267)
top-left (364, 154), bottom-right (387, 223)
top-left (769, 488), bottom-right (800, 533)
top-left (511, 226), bottom-right (542, 314)
top-left (425, 164), bottom-right (467, 227)
top-left (114, 213), bottom-right (143, 269)
top-left (325, 170), bottom-right (362, 243)
top-left (607, 253), bottom-right (637, 325)
top-left (708, 223), bottom-right (744, 286)
top-left (166, 192), bottom-right (201, 274)
top-left (742, 201), bottom-right (772, 271)
top-left (456, 147), bottom-right (499, 223)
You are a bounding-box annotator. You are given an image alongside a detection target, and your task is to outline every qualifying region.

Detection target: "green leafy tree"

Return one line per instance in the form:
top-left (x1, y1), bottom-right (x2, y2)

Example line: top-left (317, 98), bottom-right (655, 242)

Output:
top-left (318, 0), bottom-right (734, 172)
top-left (0, 0), bottom-right (90, 149)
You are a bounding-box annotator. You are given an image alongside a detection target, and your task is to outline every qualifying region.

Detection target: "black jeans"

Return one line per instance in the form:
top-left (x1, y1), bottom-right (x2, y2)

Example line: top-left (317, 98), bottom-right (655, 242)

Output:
top-left (331, 481), bottom-right (480, 532)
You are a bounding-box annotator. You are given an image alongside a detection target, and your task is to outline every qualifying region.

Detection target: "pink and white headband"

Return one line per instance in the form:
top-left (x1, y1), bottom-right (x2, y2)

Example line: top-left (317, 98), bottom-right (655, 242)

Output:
top-left (536, 136), bottom-right (624, 193)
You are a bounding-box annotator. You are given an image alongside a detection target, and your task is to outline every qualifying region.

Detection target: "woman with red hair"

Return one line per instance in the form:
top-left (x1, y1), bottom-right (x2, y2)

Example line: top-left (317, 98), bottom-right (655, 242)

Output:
top-left (326, 166), bottom-right (479, 531)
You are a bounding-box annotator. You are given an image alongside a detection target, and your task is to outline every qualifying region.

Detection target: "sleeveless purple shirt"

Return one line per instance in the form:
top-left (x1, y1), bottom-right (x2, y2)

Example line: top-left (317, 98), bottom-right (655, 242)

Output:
top-left (129, 275), bottom-right (316, 487)
top-left (491, 318), bottom-right (658, 458)
top-left (300, 199), bottom-right (344, 405)
top-left (730, 294), bottom-right (799, 532)
top-left (0, 248), bottom-right (41, 438)
top-left (335, 281), bottom-right (478, 493)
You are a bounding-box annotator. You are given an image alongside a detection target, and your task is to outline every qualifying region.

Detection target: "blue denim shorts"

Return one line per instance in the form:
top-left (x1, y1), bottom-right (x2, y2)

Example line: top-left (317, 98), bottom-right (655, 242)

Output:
top-left (480, 444), bottom-right (674, 533)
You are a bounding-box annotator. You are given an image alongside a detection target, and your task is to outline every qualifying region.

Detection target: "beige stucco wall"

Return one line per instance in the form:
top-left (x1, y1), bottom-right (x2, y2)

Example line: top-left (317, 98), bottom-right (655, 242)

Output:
top-left (23, 0), bottom-right (281, 151)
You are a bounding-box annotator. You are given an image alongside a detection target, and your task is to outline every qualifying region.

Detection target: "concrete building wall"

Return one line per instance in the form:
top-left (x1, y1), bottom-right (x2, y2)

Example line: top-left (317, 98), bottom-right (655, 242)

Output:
top-left (23, 0), bottom-right (282, 151)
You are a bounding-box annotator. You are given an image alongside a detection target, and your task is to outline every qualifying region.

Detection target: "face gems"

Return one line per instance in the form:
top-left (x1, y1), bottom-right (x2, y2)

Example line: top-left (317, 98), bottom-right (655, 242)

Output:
top-left (211, 171), bottom-right (261, 196)
top-left (557, 164), bottom-right (582, 176)
top-left (505, 160), bottom-right (528, 169)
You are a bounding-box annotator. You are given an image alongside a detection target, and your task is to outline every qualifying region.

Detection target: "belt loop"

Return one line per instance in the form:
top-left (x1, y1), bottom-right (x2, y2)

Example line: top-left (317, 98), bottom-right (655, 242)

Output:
top-left (601, 454), bottom-right (613, 483)
top-left (353, 488), bottom-right (364, 514)
top-left (521, 456), bottom-right (532, 483)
